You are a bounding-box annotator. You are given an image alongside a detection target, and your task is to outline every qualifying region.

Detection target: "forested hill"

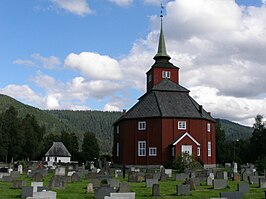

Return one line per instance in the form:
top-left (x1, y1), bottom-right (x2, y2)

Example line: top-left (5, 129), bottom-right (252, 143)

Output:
top-left (0, 94), bottom-right (253, 155)
top-left (45, 110), bottom-right (122, 154)
top-left (0, 94), bottom-right (69, 134)
top-left (216, 118), bottom-right (253, 140)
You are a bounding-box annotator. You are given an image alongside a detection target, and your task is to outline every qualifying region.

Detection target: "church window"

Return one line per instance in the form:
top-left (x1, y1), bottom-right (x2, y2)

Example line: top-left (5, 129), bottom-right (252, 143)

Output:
top-left (207, 123), bottom-right (211, 132)
top-left (162, 71), bottom-right (171, 79)
top-left (138, 121), bottom-right (146, 130)
top-left (138, 141), bottom-right (146, 156)
top-left (178, 121), bottom-right (186, 130)
top-left (149, 147), bottom-right (157, 156)
top-left (208, 142), bottom-right (211, 157)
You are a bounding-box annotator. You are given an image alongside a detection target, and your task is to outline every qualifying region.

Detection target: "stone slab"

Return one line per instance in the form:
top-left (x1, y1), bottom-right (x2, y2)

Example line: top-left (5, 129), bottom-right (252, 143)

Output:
top-left (237, 182), bottom-right (249, 193)
top-left (94, 186), bottom-right (116, 199)
top-left (220, 191), bottom-right (244, 199)
top-left (176, 184), bottom-right (190, 196)
top-left (110, 192), bottom-right (135, 199)
top-left (145, 178), bottom-right (158, 188)
top-left (213, 179), bottom-right (227, 190)
top-left (22, 186), bottom-right (33, 198)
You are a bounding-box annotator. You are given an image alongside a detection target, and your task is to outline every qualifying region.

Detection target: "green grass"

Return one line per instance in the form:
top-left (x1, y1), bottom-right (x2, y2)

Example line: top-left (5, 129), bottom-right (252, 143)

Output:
top-left (0, 174), bottom-right (266, 199)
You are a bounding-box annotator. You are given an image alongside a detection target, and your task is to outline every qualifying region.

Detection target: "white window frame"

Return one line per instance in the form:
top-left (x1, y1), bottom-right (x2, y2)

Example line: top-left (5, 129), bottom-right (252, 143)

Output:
top-left (208, 141), bottom-right (211, 157)
top-left (197, 147), bottom-right (200, 157)
top-left (138, 141), bottom-right (146, 156)
top-left (138, 121), bottom-right (146, 130)
top-left (149, 147), bottom-right (157, 156)
top-left (116, 143), bottom-right (119, 157)
top-left (178, 121), bottom-right (186, 130)
top-left (162, 71), bottom-right (171, 79)
top-left (116, 126), bottom-right (119, 134)
top-left (207, 123), bottom-right (211, 132)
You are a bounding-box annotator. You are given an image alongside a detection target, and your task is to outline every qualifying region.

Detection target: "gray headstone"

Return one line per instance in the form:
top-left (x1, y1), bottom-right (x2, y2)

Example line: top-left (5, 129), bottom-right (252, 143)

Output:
top-left (91, 179), bottom-right (101, 188)
top-left (77, 169), bottom-right (89, 178)
top-left (18, 165), bottom-right (23, 174)
top-left (237, 182), bottom-right (249, 193)
top-left (152, 184), bottom-right (160, 196)
top-left (220, 191), bottom-right (243, 199)
top-left (94, 186), bottom-right (116, 199)
top-left (259, 178), bottom-right (266, 188)
top-left (71, 173), bottom-right (80, 182)
top-left (2, 175), bottom-right (13, 182)
top-left (31, 182), bottom-right (43, 192)
top-left (176, 184), bottom-right (190, 196)
top-left (176, 173), bottom-right (189, 181)
top-left (12, 180), bottom-right (26, 189)
top-left (55, 167), bottom-right (66, 176)
top-left (22, 186), bottom-right (33, 198)
top-left (108, 179), bottom-right (120, 188)
top-left (213, 179), bottom-right (227, 190)
top-left (191, 177), bottom-right (200, 186)
top-left (146, 178), bottom-right (158, 188)
top-left (184, 178), bottom-right (196, 191)
top-left (86, 172), bottom-right (97, 179)
top-left (48, 175), bottom-right (65, 189)
top-left (248, 176), bottom-right (259, 184)
top-left (207, 176), bottom-right (214, 186)
top-left (152, 172), bottom-right (160, 180)
top-left (118, 182), bottom-right (130, 193)
top-left (31, 191), bottom-right (56, 199)
top-left (10, 171), bottom-right (20, 178)
top-left (110, 192), bottom-right (135, 199)
top-left (165, 169), bottom-right (172, 178)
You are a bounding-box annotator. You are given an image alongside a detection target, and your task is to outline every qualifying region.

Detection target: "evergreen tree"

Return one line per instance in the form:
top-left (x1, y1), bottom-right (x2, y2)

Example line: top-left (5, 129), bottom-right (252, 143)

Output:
top-left (82, 131), bottom-right (99, 162)
top-left (215, 121), bottom-right (228, 163)
top-left (61, 130), bottom-right (79, 160)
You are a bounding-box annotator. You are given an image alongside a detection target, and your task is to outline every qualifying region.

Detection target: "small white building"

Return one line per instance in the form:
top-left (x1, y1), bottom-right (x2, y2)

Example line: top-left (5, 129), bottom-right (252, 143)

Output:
top-left (45, 142), bottom-right (71, 163)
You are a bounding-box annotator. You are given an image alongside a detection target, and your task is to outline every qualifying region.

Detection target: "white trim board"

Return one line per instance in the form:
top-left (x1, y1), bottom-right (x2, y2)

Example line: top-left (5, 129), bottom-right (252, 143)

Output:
top-left (172, 132), bottom-right (200, 146)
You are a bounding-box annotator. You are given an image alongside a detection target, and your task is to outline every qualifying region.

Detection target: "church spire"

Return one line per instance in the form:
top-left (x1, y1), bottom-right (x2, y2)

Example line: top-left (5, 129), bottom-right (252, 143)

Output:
top-left (153, 3), bottom-right (171, 61)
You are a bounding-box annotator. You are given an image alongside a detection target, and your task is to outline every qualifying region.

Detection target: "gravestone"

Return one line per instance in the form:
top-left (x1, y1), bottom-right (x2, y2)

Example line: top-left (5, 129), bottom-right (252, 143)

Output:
top-left (71, 173), bottom-right (80, 182)
top-left (55, 167), bottom-right (66, 176)
top-left (128, 172), bottom-right (144, 182)
top-left (152, 184), bottom-right (160, 196)
top-left (233, 173), bottom-right (241, 182)
top-left (94, 186), bottom-right (116, 199)
top-left (86, 183), bottom-right (94, 193)
top-left (12, 180), bottom-right (26, 189)
top-left (31, 182), bottom-right (43, 192)
top-left (21, 186), bottom-right (33, 198)
top-left (248, 176), bottom-right (259, 184)
top-left (146, 178), bottom-right (158, 188)
top-left (191, 177), bottom-right (200, 186)
top-left (49, 175), bottom-right (65, 189)
top-left (18, 165), bottom-right (23, 174)
top-left (86, 172), bottom-right (97, 179)
top-left (91, 179), bottom-right (101, 188)
top-left (118, 182), bottom-right (130, 193)
top-left (110, 192), bottom-right (135, 199)
top-left (152, 172), bottom-right (160, 180)
top-left (237, 182), bottom-right (249, 193)
top-left (10, 171), bottom-right (20, 178)
top-left (62, 176), bottom-right (72, 183)
top-left (220, 191), bottom-right (243, 199)
top-left (207, 174), bottom-right (214, 186)
top-left (67, 171), bottom-right (75, 176)
top-left (2, 175), bottom-right (13, 182)
top-left (176, 173), bottom-right (189, 181)
top-left (184, 178), bottom-right (196, 191)
top-left (165, 169), bottom-right (172, 178)
top-left (259, 178), bottom-right (266, 188)
top-left (31, 191), bottom-right (56, 199)
top-left (32, 173), bottom-right (43, 181)
top-left (77, 169), bottom-right (89, 178)
top-left (108, 179), bottom-right (120, 188)
top-left (213, 179), bottom-right (227, 189)
top-left (176, 184), bottom-right (190, 196)
top-left (233, 162), bottom-right (238, 173)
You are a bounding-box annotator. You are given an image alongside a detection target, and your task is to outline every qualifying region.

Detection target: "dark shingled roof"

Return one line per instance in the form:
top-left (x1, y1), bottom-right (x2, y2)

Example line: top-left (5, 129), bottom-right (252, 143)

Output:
top-left (115, 79), bottom-right (215, 123)
top-left (150, 59), bottom-right (178, 69)
top-left (45, 142), bottom-right (71, 157)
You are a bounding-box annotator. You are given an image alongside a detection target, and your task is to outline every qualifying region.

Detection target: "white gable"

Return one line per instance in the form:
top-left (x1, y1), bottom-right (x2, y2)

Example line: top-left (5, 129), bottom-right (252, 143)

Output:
top-left (172, 132), bottom-right (200, 146)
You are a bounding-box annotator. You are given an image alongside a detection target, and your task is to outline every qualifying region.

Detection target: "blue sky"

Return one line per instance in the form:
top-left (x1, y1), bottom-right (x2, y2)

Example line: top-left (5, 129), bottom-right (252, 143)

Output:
top-left (0, 0), bottom-right (266, 126)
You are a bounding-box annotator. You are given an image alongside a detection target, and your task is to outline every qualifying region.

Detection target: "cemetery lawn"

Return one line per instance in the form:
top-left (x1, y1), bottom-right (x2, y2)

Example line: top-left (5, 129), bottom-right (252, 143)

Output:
top-left (0, 174), bottom-right (266, 199)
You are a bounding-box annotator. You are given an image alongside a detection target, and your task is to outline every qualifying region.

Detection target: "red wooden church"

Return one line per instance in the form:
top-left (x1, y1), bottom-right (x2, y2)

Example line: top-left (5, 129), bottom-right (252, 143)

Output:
top-left (113, 19), bottom-right (216, 168)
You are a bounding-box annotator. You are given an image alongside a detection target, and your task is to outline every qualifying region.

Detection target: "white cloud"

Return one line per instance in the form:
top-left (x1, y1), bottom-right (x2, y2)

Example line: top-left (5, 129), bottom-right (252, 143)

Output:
top-left (64, 52), bottom-right (123, 80)
top-left (51, 0), bottom-right (91, 16)
top-left (108, 0), bottom-right (133, 7)
top-left (13, 54), bottom-right (61, 69)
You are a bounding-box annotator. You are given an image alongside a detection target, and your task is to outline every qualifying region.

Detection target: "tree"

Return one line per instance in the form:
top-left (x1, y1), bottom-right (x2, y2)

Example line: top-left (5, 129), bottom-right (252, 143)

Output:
top-left (60, 130), bottom-right (79, 160)
top-left (216, 120), bottom-right (228, 163)
top-left (82, 131), bottom-right (100, 162)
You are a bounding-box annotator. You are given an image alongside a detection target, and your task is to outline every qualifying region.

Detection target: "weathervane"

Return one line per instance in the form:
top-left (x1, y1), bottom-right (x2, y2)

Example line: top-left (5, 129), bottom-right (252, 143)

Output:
top-left (160, 1), bottom-right (164, 19)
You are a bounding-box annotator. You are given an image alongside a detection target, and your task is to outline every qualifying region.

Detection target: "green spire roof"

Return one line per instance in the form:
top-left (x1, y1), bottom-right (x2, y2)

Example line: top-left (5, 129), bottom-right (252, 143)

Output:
top-left (153, 18), bottom-right (171, 60)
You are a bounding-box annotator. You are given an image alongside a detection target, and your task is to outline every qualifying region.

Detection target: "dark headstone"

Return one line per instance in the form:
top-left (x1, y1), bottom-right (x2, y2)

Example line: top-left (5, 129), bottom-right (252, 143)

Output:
top-left (176, 173), bottom-right (189, 181)
top-left (12, 180), bottom-right (26, 189)
top-left (71, 173), bottom-right (80, 182)
top-left (213, 179), bottom-right (227, 190)
top-left (259, 178), bottom-right (266, 188)
top-left (2, 175), bottom-right (13, 182)
top-left (220, 191), bottom-right (244, 199)
top-left (152, 184), bottom-right (160, 196)
top-left (237, 182), bottom-right (249, 193)
top-left (176, 184), bottom-right (190, 196)
top-left (146, 178), bottom-right (158, 188)
top-left (118, 182), bottom-right (130, 193)
top-left (21, 186), bottom-right (33, 198)
top-left (94, 186), bottom-right (116, 199)
top-left (49, 175), bottom-right (65, 189)
top-left (32, 172), bottom-right (43, 181)
top-left (10, 171), bottom-right (20, 178)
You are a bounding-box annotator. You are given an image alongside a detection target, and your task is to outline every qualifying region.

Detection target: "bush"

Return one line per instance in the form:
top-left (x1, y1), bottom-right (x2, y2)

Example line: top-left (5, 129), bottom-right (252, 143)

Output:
top-left (255, 155), bottom-right (266, 174)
